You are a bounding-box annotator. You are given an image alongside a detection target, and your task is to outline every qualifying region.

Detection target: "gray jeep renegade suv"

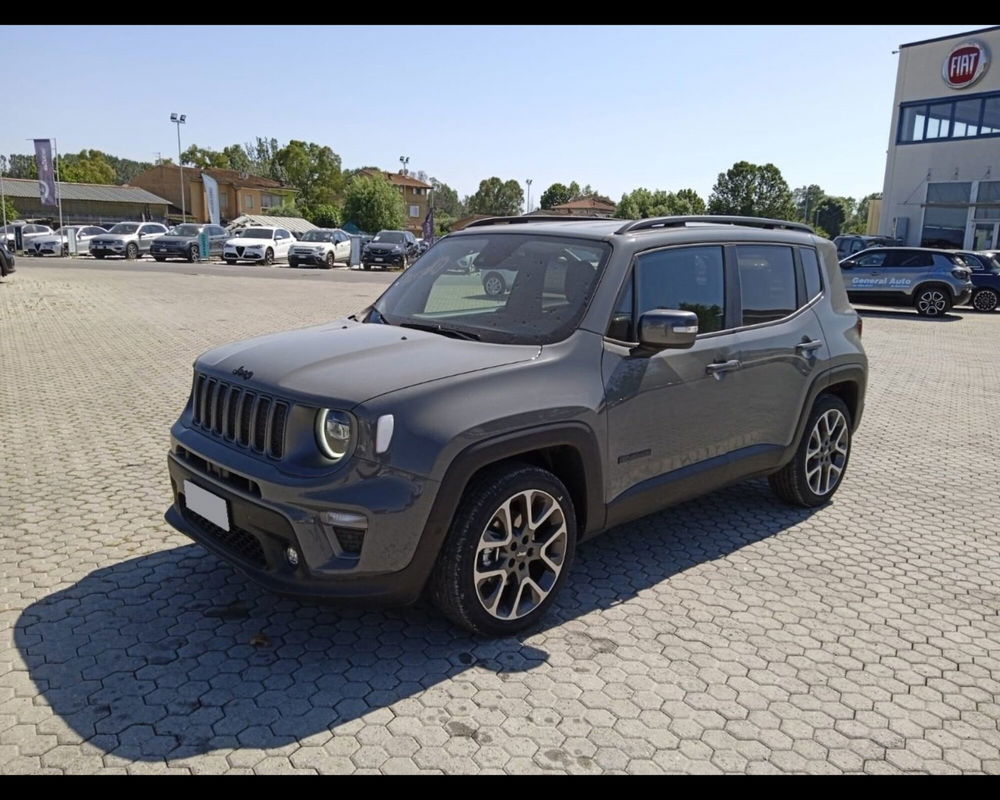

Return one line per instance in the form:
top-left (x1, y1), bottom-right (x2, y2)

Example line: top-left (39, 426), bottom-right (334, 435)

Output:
top-left (166, 215), bottom-right (867, 635)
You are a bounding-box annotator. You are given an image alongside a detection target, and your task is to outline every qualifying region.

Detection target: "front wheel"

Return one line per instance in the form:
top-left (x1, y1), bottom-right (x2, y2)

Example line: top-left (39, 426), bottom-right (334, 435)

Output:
top-left (429, 463), bottom-right (576, 636)
top-left (154, 256), bottom-right (166, 262)
top-left (125, 243), bottom-right (139, 260)
top-left (93, 253), bottom-right (105, 259)
top-left (482, 271), bottom-right (506, 297)
top-left (263, 248), bottom-right (274, 266)
top-left (224, 258), bottom-right (236, 265)
top-left (914, 286), bottom-right (951, 317)
top-left (325, 252), bottom-right (335, 269)
top-left (769, 394), bottom-right (852, 508)
top-left (972, 288), bottom-right (999, 312)
top-left (187, 244), bottom-right (199, 263)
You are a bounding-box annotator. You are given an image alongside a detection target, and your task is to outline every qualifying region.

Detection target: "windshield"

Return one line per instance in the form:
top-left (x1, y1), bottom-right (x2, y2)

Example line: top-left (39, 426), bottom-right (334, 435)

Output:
top-left (373, 231), bottom-right (405, 243)
top-left (301, 230), bottom-right (335, 242)
top-left (108, 223), bottom-right (139, 234)
top-left (168, 224), bottom-right (203, 236)
top-left (238, 228), bottom-right (273, 238)
top-left (370, 233), bottom-right (612, 345)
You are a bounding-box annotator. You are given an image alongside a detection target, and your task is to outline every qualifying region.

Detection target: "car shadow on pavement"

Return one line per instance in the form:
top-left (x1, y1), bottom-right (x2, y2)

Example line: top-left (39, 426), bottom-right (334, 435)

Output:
top-left (855, 308), bottom-right (964, 322)
top-left (14, 478), bottom-right (817, 763)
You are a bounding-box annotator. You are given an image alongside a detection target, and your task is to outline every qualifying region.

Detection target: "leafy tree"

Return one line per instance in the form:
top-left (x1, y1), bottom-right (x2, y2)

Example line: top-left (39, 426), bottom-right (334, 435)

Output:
top-left (306, 203), bottom-right (341, 228)
top-left (430, 179), bottom-right (464, 217)
top-left (842, 192), bottom-right (881, 234)
top-left (263, 203), bottom-right (302, 218)
top-left (221, 145), bottom-right (252, 174)
top-left (181, 145), bottom-right (230, 169)
top-left (1, 197), bottom-right (17, 222)
top-left (567, 181), bottom-right (581, 201)
top-left (708, 161), bottom-right (796, 220)
top-left (342, 173), bottom-right (404, 233)
top-left (615, 187), bottom-right (706, 219)
top-left (467, 177), bottom-right (524, 216)
top-left (540, 182), bottom-right (572, 209)
top-left (5, 154), bottom-right (37, 179)
top-left (274, 140), bottom-right (343, 208)
top-left (243, 136), bottom-right (284, 182)
top-left (59, 150), bottom-right (116, 184)
top-left (793, 184), bottom-right (826, 223)
top-left (815, 198), bottom-right (847, 238)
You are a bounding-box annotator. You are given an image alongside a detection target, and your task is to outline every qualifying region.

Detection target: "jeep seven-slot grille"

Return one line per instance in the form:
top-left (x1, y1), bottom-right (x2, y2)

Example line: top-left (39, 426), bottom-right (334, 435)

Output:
top-left (192, 373), bottom-right (288, 458)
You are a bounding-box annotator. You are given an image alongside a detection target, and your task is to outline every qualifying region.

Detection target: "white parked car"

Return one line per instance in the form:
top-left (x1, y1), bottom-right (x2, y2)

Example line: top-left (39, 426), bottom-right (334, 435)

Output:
top-left (287, 228), bottom-right (351, 269)
top-left (28, 225), bottom-right (107, 256)
top-left (2, 223), bottom-right (54, 252)
top-left (223, 226), bottom-right (294, 266)
top-left (90, 222), bottom-right (169, 259)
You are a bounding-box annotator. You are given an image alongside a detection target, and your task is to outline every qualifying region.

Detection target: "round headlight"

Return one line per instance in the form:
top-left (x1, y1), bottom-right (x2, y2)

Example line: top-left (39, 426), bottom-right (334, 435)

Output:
top-left (316, 409), bottom-right (353, 460)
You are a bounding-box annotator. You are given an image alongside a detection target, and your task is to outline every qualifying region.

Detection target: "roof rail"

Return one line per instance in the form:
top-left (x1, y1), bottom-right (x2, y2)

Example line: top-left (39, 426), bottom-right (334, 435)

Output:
top-left (615, 215), bottom-right (814, 235)
top-left (464, 215), bottom-right (611, 229)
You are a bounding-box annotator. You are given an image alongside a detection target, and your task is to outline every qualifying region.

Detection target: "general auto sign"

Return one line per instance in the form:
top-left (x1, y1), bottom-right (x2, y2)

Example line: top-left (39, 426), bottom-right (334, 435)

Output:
top-left (942, 40), bottom-right (990, 89)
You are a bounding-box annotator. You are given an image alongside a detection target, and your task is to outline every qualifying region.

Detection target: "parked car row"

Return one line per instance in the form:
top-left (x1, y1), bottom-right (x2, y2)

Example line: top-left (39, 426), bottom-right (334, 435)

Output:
top-left (839, 245), bottom-right (1000, 316)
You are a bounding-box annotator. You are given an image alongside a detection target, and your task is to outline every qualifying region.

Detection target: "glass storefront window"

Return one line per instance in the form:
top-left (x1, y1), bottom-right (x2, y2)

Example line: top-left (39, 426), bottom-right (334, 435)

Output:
top-left (926, 182), bottom-right (972, 204)
top-left (974, 181), bottom-right (1000, 220)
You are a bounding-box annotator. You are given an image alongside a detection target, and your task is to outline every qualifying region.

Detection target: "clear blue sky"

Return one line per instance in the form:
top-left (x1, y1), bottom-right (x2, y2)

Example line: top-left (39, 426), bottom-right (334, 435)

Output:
top-left (5, 25), bottom-right (992, 204)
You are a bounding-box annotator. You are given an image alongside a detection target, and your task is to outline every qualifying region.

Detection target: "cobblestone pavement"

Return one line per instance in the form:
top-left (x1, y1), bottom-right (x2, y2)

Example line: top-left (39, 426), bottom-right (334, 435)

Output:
top-left (2, 260), bottom-right (999, 774)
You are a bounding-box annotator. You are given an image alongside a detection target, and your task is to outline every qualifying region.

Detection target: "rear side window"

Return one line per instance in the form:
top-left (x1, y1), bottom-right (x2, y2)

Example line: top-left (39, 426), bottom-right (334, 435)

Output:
top-left (800, 248), bottom-right (823, 300)
top-left (634, 245), bottom-right (726, 334)
top-left (856, 252), bottom-right (887, 267)
top-left (736, 245), bottom-right (797, 325)
top-left (886, 251), bottom-right (933, 268)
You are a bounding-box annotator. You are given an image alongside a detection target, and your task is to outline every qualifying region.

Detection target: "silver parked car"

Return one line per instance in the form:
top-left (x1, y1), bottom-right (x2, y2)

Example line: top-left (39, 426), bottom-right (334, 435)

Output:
top-left (89, 222), bottom-right (169, 260)
top-left (28, 225), bottom-right (108, 256)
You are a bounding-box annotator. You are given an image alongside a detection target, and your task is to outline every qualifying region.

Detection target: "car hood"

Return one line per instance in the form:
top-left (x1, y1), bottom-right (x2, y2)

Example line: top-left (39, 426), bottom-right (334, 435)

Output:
top-left (196, 318), bottom-right (540, 407)
top-left (365, 241), bottom-right (404, 251)
top-left (93, 234), bottom-right (132, 242)
top-left (291, 241), bottom-right (332, 250)
top-left (154, 235), bottom-right (198, 245)
top-left (226, 238), bottom-right (273, 247)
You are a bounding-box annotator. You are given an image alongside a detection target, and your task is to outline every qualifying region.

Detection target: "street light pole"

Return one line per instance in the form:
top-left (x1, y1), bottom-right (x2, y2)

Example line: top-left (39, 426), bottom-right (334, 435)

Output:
top-left (171, 113), bottom-right (187, 223)
top-left (0, 155), bottom-right (7, 230)
top-left (526, 178), bottom-right (533, 215)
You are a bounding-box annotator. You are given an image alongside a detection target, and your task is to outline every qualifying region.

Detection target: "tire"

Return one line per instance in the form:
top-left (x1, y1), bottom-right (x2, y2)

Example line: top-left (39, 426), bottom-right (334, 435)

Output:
top-left (914, 285), bottom-right (952, 317)
top-left (769, 394), bottom-right (852, 508)
top-left (225, 258), bottom-right (236, 265)
top-left (401, 256), bottom-right (409, 271)
top-left (362, 263), bottom-right (370, 271)
top-left (972, 288), bottom-right (999, 312)
top-left (263, 248), bottom-right (274, 266)
top-left (288, 258), bottom-right (299, 269)
top-left (94, 253), bottom-right (105, 259)
top-left (154, 257), bottom-right (166, 262)
top-left (187, 244), bottom-right (199, 263)
top-left (125, 243), bottom-right (139, 260)
top-left (325, 252), bottom-right (335, 269)
top-left (429, 462), bottom-right (577, 636)
top-left (483, 271), bottom-right (507, 297)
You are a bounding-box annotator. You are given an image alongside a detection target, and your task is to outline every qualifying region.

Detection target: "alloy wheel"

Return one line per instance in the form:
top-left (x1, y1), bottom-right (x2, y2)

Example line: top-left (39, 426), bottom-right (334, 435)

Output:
top-left (805, 409), bottom-right (849, 496)
top-left (917, 289), bottom-right (947, 316)
top-left (473, 489), bottom-right (569, 621)
top-left (973, 289), bottom-right (998, 312)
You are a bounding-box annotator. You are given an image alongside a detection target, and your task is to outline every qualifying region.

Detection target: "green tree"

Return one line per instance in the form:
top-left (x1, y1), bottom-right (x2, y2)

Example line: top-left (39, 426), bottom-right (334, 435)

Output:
top-left (274, 140), bottom-right (343, 208)
top-left (5, 154), bottom-right (37, 179)
top-left (467, 177), bottom-right (524, 216)
top-left (540, 182), bottom-right (572, 209)
top-left (430, 179), bottom-right (464, 217)
top-left (615, 187), bottom-right (706, 219)
top-left (264, 202), bottom-right (302, 218)
top-left (243, 136), bottom-right (284, 182)
top-left (306, 203), bottom-right (341, 228)
top-left (815, 198), bottom-right (847, 238)
top-left (1, 197), bottom-right (17, 222)
top-left (342, 173), bottom-right (405, 233)
top-left (708, 161), bottom-right (796, 220)
top-left (793, 184), bottom-right (826, 223)
top-left (181, 145), bottom-right (230, 169)
top-left (59, 150), bottom-right (116, 184)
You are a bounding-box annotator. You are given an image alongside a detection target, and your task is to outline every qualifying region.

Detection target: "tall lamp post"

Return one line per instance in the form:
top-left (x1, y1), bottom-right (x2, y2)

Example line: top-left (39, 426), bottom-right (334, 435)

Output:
top-left (399, 155), bottom-right (409, 176)
top-left (0, 155), bottom-right (8, 230)
top-left (526, 178), bottom-right (533, 215)
top-left (170, 113), bottom-right (187, 223)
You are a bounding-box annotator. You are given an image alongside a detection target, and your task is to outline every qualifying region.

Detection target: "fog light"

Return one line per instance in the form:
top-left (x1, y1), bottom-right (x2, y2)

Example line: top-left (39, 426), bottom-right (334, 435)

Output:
top-left (320, 510), bottom-right (367, 529)
top-left (285, 546), bottom-right (299, 567)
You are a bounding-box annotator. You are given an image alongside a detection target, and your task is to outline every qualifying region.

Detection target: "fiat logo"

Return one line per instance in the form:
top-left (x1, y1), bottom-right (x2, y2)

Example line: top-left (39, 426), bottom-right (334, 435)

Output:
top-left (942, 40), bottom-right (990, 89)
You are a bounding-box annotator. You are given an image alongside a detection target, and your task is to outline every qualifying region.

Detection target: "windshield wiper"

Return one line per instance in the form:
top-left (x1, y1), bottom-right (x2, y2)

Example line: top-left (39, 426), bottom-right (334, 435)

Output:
top-left (398, 322), bottom-right (481, 341)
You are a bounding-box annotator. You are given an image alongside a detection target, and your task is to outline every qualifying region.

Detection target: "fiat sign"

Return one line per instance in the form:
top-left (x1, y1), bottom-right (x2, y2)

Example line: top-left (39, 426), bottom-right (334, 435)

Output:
top-left (942, 40), bottom-right (990, 89)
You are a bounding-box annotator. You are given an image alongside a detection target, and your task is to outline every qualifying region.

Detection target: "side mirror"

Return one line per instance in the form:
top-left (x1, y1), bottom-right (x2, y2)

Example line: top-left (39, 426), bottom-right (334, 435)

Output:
top-left (638, 309), bottom-right (699, 350)
top-left (841, 260), bottom-right (856, 269)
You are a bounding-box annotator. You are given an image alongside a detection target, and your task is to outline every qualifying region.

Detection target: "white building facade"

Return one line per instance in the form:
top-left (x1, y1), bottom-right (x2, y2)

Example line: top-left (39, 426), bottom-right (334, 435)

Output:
top-left (880, 26), bottom-right (1000, 250)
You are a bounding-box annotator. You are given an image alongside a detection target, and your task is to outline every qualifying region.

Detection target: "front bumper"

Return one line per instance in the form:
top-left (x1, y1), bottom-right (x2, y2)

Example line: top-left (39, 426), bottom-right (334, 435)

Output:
top-left (91, 244), bottom-right (126, 256)
top-left (955, 288), bottom-right (973, 306)
top-left (363, 252), bottom-right (404, 267)
top-left (289, 253), bottom-right (328, 266)
top-left (224, 250), bottom-right (266, 262)
top-left (165, 432), bottom-right (440, 605)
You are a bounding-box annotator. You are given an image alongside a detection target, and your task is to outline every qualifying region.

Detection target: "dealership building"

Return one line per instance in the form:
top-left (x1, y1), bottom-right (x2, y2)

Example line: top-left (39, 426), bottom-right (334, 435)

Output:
top-left (880, 25), bottom-right (1000, 250)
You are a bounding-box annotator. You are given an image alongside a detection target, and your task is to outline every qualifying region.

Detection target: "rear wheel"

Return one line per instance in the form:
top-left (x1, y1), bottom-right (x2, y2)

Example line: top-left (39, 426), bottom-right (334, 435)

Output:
top-left (769, 394), bottom-right (852, 508)
top-left (914, 285), bottom-right (951, 317)
top-left (972, 288), bottom-right (999, 312)
top-left (429, 463), bottom-right (576, 636)
top-left (483, 272), bottom-right (506, 297)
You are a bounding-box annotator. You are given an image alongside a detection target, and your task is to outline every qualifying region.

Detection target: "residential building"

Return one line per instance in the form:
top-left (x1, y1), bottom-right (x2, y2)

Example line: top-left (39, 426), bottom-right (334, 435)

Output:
top-left (129, 164), bottom-right (297, 225)
top-left (0, 177), bottom-right (169, 225)
top-left (360, 169), bottom-right (433, 234)
top-left (880, 25), bottom-right (1000, 249)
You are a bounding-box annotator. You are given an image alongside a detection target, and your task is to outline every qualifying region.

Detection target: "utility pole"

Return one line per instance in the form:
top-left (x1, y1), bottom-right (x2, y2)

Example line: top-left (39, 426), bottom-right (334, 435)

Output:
top-left (53, 138), bottom-right (64, 232)
top-left (1, 155), bottom-right (7, 230)
top-left (526, 178), bottom-right (533, 215)
top-left (171, 113), bottom-right (187, 223)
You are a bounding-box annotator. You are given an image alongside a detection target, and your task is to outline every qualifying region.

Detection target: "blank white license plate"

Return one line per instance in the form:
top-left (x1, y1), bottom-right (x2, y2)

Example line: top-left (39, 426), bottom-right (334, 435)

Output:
top-left (374, 257), bottom-right (384, 261)
top-left (184, 480), bottom-right (230, 531)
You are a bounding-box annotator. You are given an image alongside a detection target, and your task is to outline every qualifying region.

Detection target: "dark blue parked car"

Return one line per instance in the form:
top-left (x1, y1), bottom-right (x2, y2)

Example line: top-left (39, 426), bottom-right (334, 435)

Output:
top-left (954, 251), bottom-right (1000, 312)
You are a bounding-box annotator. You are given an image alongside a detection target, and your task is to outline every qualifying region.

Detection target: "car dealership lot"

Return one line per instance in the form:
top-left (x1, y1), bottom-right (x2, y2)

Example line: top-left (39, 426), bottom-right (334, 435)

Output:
top-left (1, 259), bottom-right (998, 774)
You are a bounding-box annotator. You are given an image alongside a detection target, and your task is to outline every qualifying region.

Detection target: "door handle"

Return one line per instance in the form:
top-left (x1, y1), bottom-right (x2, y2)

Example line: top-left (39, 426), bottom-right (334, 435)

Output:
top-left (706, 359), bottom-right (741, 376)
top-left (795, 339), bottom-right (823, 354)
